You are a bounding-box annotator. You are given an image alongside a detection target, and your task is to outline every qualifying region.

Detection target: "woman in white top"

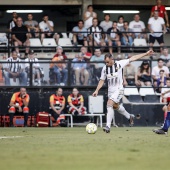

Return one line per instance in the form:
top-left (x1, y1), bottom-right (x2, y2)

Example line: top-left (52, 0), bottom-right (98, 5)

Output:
top-left (83, 5), bottom-right (97, 29)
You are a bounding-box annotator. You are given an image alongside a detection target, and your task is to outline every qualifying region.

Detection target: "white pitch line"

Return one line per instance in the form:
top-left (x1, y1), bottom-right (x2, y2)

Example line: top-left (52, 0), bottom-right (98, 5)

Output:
top-left (0, 136), bottom-right (23, 139)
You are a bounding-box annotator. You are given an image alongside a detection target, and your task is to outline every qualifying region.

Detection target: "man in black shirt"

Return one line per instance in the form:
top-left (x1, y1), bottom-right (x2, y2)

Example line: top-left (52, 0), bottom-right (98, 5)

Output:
top-left (12, 17), bottom-right (30, 58)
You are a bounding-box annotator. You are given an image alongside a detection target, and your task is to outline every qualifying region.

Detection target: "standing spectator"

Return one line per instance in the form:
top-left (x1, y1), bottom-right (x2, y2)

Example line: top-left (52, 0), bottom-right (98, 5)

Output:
top-left (72, 20), bottom-right (88, 46)
top-left (83, 5), bottom-right (97, 29)
top-left (49, 46), bottom-right (68, 86)
top-left (39, 14), bottom-right (59, 44)
top-left (161, 78), bottom-right (170, 103)
top-left (67, 88), bottom-right (87, 115)
top-left (8, 87), bottom-right (29, 127)
top-left (107, 21), bottom-right (121, 55)
top-left (157, 70), bottom-right (167, 92)
top-left (25, 50), bottom-right (41, 86)
top-left (123, 59), bottom-right (136, 86)
top-left (49, 88), bottom-right (66, 126)
top-left (72, 53), bottom-right (89, 85)
top-left (24, 13), bottom-right (39, 38)
top-left (151, 0), bottom-right (169, 27)
top-left (117, 15), bottom-right (124, 31)
top-left (3, 51), bottom-right (27, 86)
top-left (12, 17), bottom-right (30, 58)
top-left (129, 14), bottom-right (147, 39)
top-left (160, 47), bottom-right (170, 66)
top-left (152, 58), bottom-right (169, 88)
top-left (120, 21), bottom-right (134, 46)
top-left (100, 14), bottom-right (113, 33)
top-left (7, 12), bottom-right (18, 32)
top-left (80, 46), bottom-right (92, 61)
top-left (148, 10), bottom-right (166, 52)
top-left (90, 48), bottom-right (105, 79)
top-left (88, 18), bottom-right (106, 53)
top-left (135, 61), bottom-right (152, 86)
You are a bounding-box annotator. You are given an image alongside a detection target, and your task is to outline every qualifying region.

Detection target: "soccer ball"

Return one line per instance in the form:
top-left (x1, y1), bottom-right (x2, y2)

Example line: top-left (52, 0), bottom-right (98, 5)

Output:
top-left (86, 123), bottom-right (97, 134)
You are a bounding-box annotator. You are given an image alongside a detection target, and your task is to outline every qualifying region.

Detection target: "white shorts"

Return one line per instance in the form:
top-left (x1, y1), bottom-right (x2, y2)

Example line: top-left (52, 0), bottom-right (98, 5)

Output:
top-left (108, 89), bottom-right (124, 103)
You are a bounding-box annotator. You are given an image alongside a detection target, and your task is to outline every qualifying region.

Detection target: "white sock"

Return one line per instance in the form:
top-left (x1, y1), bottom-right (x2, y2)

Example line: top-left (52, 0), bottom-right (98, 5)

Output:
top-left (106, 106), bottom-right (114, 128)
top-left (117, 105), bottom-right (130, 119)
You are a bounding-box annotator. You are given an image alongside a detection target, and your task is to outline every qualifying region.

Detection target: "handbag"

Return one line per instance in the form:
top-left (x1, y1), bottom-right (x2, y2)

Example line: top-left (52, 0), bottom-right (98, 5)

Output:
top-left (139, 75), bottom-right (151, 82)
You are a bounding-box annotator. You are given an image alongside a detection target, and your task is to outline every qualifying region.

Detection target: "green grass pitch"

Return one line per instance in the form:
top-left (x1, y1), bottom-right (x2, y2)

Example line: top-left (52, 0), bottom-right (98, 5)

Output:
top-left (0, 127), bottom-right (169, 170)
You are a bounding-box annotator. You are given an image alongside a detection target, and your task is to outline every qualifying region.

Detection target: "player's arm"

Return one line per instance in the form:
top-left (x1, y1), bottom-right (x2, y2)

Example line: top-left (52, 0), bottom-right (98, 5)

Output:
top-left (9, 94), bottom-right (19, 108)
top-left (164, 11), bottom-right (169, 27)
top-left (22, 95), bottom-right (29, 107)
top-left (129, 50), bottom-right (154, 62)
top-left (59, 98), bottom-right (65, 112)
top-left (92, 79), bottom-right (105, 97)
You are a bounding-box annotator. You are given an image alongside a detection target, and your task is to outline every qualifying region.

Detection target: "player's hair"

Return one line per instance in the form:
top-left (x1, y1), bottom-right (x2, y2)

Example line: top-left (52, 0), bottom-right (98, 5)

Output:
top-left (73, 88), bottom-right (79, 92)
top-left (93, 18), bottom-right (98, 21)
top-left (104, 53), bottom-right (112, 60)
top-left (113, 21), bottom-right (117, 24)
top-left (78, 20), bottom-right (84, 24)
top-left (123, 21), bottom-right (129, 25)
top-left (118, 15), bottom-right (124, 21)
top-left (27, 13), bottom-right (33, 16)
top-left (43, 14), bottom-right (49, 18)
top-left (104, 14), bottom-right (110, 18)
top-left (87, 5), bottom-right (93, 9)
top-left (157, 58), bottom-right (164, 62)
top-left (57, 88), bottom-right (62, 92)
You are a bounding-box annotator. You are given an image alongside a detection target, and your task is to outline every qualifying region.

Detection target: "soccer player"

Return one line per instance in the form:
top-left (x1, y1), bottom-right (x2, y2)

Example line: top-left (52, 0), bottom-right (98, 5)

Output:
top-left (92, 50), bottom-right (154, 133)
top-left (153, 98), bottom-right (170, 135)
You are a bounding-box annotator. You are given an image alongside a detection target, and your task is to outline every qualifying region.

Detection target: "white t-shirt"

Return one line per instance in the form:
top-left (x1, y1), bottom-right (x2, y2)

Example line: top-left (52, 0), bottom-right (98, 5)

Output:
top-left (39, 20), bottom-right (54, 32)
top-left (25, 58), bottom-right (40, 68)
top-left (84, 11), bottom-right (97, 29)
top-left (161, 85), bottom-right (170, 98)
top-left (100, 59), bottom-right (130, 92)
top-left (152, 65), bottom-right (169, 79)
top-left (148, 17), bottom-right (165, 37)
top-left (129, 20), bottom-right (145, 36)
top-left (99, 20), bottom-right (113, 32)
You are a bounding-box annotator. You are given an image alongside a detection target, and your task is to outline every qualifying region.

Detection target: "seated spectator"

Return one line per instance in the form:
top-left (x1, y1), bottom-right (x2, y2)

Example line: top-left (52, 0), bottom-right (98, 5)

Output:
top-left (83, 5), bottom-right (97, 29)
top-left (12, 17), bottom-right (30, 58)
top-left (120, 21), bottom-right (134, 46)
top-left (107, 21), bottom-right (121, 55)
top-left (157, 69), bottom-right (167, 92)
top-left (25, 50), bottom-right (41, 86)
top-left (49, 88), bottom-right (67, 126)
top-left (8, 87), bottom-right (29, 127)
top-left (67, 88), bottom-right (87, 115)
top-left (79, 46), bottom-right (92, 61)
top-left (72, 20), bottom-right (88, 46)
top-left (135, 61), bottom-right (152, 86)
top-left (3, 51), bottom-right (27, 86)
top-left (88, 18), bottom-right (106, 53)
top-left (161, 78), bottom-right (170, 103)
top-left (24, 13), bottom-right (39, 38)
top-left (0, 33), bottom-right (8, 45)
top-left (72, 53), bottom-right (89, 85)
top-left (90, 48), bottom-right (105, 79)
top-left (39, 14), bottom-right (59, 44)
top-left (49, 46), bottom-right (68, 85)
top-left (148, 10), bottom-right (166, 52)
top-left (7, 12), bottom-right (18, 32)
top-left (117, 15), bottom-right (124, 31)
top-left (129, 14), bottom-right (147, 39)
top-left (160, 47), bottom-right (170, 68)
top-left (152, 58), bottom-right (169, 88)
top-left (123, 58), bottom-right (136, 86)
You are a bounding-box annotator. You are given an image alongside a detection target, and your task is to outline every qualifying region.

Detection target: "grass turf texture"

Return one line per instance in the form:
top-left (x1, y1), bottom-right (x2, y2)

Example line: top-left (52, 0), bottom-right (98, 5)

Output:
top-left (0, 127), bottom-right (169, 170)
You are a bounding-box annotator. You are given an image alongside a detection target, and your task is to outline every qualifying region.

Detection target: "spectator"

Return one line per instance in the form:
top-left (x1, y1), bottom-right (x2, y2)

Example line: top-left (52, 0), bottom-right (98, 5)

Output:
top-left (3, 51), bottom-right (27, 86)
top-left (25, 50), bottom-right (41, 86)
top-left (72, 20), bottom-right (88, 46)
top-left (151, 0), bottom-right (169, 27)
top-left (8, 87), bottom-right (29, 127)
top-left (83, 5), bottom-right (97, 29)
top-left (90, 48), bottom-right (105, 79)
top-left (39, 14), bottom-right (59, 44)
top-left (24, 13), bottom-right (39, 38)
top-left (67, 88), bottom-right (87, 115)
top-left (107, 21), bottom-right (121, 55)
top-left (49, 88), bottom-right (67, 126)
top-left (135, 61), bottom-right (152, 86)
top-left (152, 58), bottom-right (169, 88)
top-left (148, 10), bottom-right (166, 52)
top-left (117, 15), bottom-right (124, 31)
top-left (7, 12), bottom-right (18, 32)
top-left (49, 46), bottom-right (68, 86)
top-left (160, 47), bottom-right (170, 67)
top-left (123, 59), bottom-right (136, 86)
top-left (100, 14), bottom-right (113, 33)
top-left (80, 46), bottom-right (92, 61)
top-left (129, 14), bottom-right (147, 39)
top-left (157, 69), bottom-right (166, 92)
top-left (88, 18), bottom-right (106, 53)
top-left (12, 17), bottom-right (30, 58)
top-left (0, 33), bottom-right (8, 45)
top-left (120, 21), bottom-right (134, 46)
top-left (161, 78), bottom-right (170, 103)
top-left (72, 53), bottom-right (89, 85)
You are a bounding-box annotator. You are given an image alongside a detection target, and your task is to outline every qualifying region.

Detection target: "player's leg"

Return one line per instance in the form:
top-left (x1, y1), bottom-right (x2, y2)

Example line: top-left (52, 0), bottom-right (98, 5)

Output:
top-left (23, 106), bottom-right (29, 127)
top-left (8, 106), bottom-right (16, 127)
